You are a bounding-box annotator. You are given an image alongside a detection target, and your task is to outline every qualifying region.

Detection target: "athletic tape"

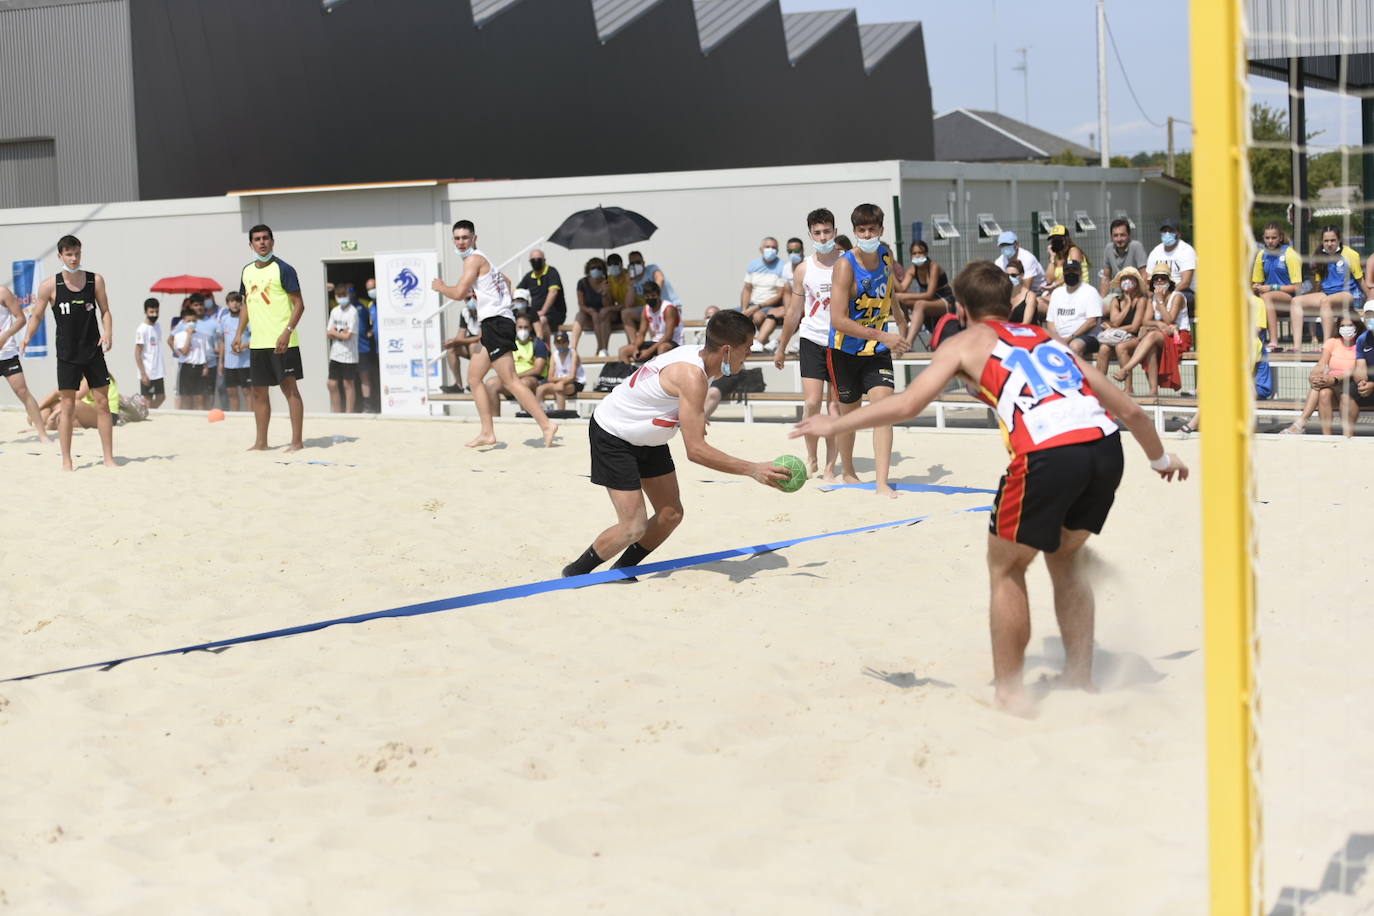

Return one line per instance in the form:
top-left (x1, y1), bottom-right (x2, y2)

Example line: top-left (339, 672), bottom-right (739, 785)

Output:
top-left (818, 482), bottom-right (998, 495)
top-left (3, 508), bottom-right (990, 683)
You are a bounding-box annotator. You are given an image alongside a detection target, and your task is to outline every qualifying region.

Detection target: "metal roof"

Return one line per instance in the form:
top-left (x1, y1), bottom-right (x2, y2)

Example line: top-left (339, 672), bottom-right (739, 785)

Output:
top-left (781, 9), bottom-right (852, 64)
top-left (1247, 0), bottom-right (1374, 89)
top-left (933, 109), bottom-right (1099, 163)
top-left (591, 0), bottom-right (665, 41)
top-left (693, 0), bottom-right (772, 54)
top-left (471, 0), bottom-right (525, 26)
top-left (856, 20), bottom-right (918, 73)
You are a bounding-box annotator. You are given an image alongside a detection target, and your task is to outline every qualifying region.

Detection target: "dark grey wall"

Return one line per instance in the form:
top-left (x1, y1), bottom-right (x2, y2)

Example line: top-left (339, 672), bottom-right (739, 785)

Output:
top-left (128, 0), bottom-right (933, 200)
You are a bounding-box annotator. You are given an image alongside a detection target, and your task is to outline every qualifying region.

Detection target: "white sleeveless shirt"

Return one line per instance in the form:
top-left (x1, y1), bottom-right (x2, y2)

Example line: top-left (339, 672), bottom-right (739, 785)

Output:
top-left (593, 345), bottom-right (707, 446)
top-left (644, 302), bottom-right (684, 345)
top-left (0, 308), bottom-right (18, 359)
top-left (550, 345), bottom-right (586, 384)
top-left (469, 250), bottom-right (513, 322)
top-left (1152, 291), bottom-right (1191, 333)
top-left (798, 255), bottom-right (834, 347)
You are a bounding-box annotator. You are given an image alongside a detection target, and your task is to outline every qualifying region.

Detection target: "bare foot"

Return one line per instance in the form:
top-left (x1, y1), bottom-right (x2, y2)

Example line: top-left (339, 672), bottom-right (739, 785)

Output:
top-left (103, 457), bottom-right (117, 468)
top-left (875, 483), bottom-right (898, 499)
top-left (1112, 369), bottom-right (1128, 383)
top-left (805, 457), bottom-right (819, 477)
top-left (842, 472), bottom-right (861, 484)
top-left (246, 443), bottom-right (270, 451)
top-left (466, 432), bottom-right (498, 448)
top-left (821, 466), bottom-right (838, 483)
top-left (285, 442), bottom-right (304, 453)
top-left (61, 460), bottom-right (74, 472)
top-left (542, 423), bottom-right (560, 448)
top-left (994, 687), bottom-right (1037, 719)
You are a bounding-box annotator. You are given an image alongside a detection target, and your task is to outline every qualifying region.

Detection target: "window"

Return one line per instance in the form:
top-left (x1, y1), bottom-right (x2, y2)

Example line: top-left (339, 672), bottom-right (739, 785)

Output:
top-left (931, 215), bottom-right (960, 240)
top-left (1038, 215), bottom-right (1059, 235)
top-left (1073, 210), bottom-right (1096, 232)
top-left (976, 213), bottom-right (1002, 239)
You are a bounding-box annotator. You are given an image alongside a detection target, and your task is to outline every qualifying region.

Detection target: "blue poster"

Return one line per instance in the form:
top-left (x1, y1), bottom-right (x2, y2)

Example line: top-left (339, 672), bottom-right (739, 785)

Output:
top-left (11, 260), bottom-right (45, 358)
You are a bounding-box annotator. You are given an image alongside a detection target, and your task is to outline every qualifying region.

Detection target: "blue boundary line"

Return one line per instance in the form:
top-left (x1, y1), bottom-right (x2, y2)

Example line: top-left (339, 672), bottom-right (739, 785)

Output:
top-left (3, 508), bottom-right (990, 683)
top-left (818, 482), bottom-right (998, 495)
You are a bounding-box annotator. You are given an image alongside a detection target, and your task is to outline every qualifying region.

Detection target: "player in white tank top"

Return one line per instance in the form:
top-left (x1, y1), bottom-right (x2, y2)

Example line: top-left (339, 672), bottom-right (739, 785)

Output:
top-left (0, 284), bottom-right (53, 442)
top-left (562, 310), bottom-right (789, 581)
top-left (432, 220), bottom-right (558, 448)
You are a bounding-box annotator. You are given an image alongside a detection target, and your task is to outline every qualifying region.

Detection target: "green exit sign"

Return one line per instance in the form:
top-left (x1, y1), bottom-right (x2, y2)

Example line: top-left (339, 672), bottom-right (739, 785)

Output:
top-left (340, 240), bottom-right (358, 253)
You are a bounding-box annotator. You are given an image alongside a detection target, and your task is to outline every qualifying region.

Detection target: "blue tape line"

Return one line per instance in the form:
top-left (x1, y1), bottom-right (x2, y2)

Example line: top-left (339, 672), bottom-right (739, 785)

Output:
top-left (3, 510), bottom-right (987, 683)
top-left (818, 482), bottom-right (998, 495)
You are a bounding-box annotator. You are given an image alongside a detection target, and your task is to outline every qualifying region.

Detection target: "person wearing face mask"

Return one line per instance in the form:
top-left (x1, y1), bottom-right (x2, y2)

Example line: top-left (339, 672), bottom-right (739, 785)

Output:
top-left (561, 309), bottom-right (789, 582)
top-left (132, 297), bottom-right (167, 410)
top-left (325, 286), bottom-right (360, 413)
top-left (573, 256), bottom-right (613, 357)
top-left (440, 298), bottom-right (481, 394)
top-left (1349, 303), bottom-right (1374, 425)
top-left (1098, 219), bottom-right (1148, 297)
top-left (1145, 220), bottom-right (1198, 321)
top-left (1250, 222), bottom-right (1303, 352)
top-left (1282, 311), bottom-right (1364, 436)
top-left (741, 236), bottom-right (790, 352)
top-left (1004, 263), bottom-right (1039, 325)
top-left (536, 330), bottom-right (586, 411)
top-left (1040, 225), bottom-right (1089, 297)
top-left (517, 249), bottom-right (564, 344)
top-left (827, 203), bottom-right (910, 499)
top-left (1045, 259), bottom-right (1103, 360)
top-left (1112, 264), bottom-right (1191, 397)
top-left (895, 239), bottom-right (954, 347)
top-left (232, 224), bottom-right (306, 452)
top-left (793, 260), bottom-right (1188, 715)
top-left (171, 302), bottom-right (210, 410)
top-left (1291, 225), bottom-right (1365, 354)
top-left (483, 314), bottom-right (547, 416)
top-left (603, 253), bottom-right (639, 344)
top-left (219, 292), bottom-right (251, 411)
top-left (626, 251), bottom-right (681, 312)
top-left (1093, 268), bottom-right (1148, 384)
top-left (993, 230), bottom-right (1046, 302)
top-left (616, 280), bottom-right (682, 364)
top-left (431, 219), bottom-right (559, 448)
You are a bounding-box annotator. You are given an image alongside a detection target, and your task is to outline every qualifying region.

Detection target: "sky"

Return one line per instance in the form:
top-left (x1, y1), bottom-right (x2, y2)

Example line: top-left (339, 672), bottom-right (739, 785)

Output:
top-left (778, 0), bottom-right (1363, 158)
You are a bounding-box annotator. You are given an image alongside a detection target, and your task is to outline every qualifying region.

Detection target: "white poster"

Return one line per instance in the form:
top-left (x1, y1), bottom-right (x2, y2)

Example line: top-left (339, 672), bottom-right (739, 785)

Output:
top-left (372, 249), bottom-right (440, 416)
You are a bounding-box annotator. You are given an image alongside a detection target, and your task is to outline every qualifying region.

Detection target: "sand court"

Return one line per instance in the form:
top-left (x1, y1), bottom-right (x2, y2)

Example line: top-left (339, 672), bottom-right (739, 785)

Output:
top-left (1, 411), bottom-right (1369, 912)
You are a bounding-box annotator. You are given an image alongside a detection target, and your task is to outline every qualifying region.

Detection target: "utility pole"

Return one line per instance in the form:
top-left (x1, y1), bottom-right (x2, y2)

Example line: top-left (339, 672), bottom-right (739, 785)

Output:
top-left (1096, 0), bottom-right (1110, 165)
top-left (992, 0), bottom-right (1000, 113)
top-left (1013, 47), bottom-right (1030, 123)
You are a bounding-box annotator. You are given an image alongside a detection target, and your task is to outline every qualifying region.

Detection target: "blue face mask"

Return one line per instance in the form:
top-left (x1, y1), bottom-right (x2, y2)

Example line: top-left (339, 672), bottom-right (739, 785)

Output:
top-left (254, 252), bottom-right (273, 263)
top-left (762, 247), bottom-right (778, 263)
top-left (855, 237), bottom-right (882, 254)
top-left (1161, 232), bottom-right (1178, 247)
top-left (813, 239), bottom-right (836, 254)
top-left (1365, 317), bottom-right (1374, 332)
top-left (789, 252), bottom-right (803, 265)
top-left (590, 268), bottom-right (605, 279)
top-left (455, 246), bottom-right (474, 259)
top-left (720, 347), bottom-right (733, 377)
top-left (1000, 244), bottom-right (1017, 260)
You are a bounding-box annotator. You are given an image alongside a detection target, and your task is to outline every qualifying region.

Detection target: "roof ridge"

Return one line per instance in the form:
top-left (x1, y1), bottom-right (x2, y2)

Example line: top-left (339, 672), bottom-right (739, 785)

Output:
top-left (951, 108), bottom-right (1047, 157)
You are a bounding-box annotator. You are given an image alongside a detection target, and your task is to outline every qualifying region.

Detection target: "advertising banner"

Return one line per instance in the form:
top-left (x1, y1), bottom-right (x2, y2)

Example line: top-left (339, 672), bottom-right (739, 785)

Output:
top-left (372, 250), bottom-right (440, 416)
top-left (11, 260), bottom-right (45, 357)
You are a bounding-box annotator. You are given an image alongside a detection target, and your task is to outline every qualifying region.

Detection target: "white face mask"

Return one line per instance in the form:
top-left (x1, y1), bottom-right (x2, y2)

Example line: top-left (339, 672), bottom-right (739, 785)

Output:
top-left (516, 328), bottom-right (531, 342)
top-left (1121, 280), bottom-right (1136, 292)
top-left (912, 256), bottom-right (928, 266)
top-left (1339, 325), bottom-right (1357, 340)
top-left (455, 245), bottom-right (473, 258)
top-left (335, 294), bottom-right (349, 305)
top-left (629, 263), bottom-right (645, 278)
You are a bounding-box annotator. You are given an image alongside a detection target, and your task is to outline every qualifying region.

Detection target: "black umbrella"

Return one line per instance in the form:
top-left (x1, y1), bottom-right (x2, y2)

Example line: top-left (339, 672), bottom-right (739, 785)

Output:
top-left (548, 206), bottom-right (657, 250)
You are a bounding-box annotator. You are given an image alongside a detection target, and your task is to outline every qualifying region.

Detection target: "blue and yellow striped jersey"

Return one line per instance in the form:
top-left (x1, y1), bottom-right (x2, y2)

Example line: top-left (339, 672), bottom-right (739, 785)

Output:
top-left (828, 246), bottom-right (894, 356)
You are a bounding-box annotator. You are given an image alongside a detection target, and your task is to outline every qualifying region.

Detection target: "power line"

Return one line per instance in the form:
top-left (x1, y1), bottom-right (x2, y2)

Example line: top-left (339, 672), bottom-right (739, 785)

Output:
top-left (1102, 10), bottom-right (1166, 129)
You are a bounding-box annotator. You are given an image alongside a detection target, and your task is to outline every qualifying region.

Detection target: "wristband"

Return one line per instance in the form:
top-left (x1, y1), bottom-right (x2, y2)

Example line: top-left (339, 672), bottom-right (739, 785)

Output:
top-left (1149, 454), bottom-right (1172, 472)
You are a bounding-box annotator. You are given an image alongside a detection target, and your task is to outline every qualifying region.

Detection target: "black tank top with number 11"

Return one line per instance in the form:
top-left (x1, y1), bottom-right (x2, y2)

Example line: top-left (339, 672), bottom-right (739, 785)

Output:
top-left (54, 271), bottom-right (102, 362)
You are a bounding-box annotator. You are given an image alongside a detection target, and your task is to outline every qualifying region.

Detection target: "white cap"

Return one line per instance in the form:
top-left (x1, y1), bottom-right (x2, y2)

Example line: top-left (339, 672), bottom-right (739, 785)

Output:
top-left (512, 288), bottom-right (531, 301)
top-left (1362, 301), bottom-right (1374, 314)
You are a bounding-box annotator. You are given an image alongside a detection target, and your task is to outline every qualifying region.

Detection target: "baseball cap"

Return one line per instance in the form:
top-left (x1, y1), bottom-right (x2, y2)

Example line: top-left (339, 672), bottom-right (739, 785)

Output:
top-left (1160, 219), bottom-right (1179, 232)
top-left (1362, 302), bottom-right (1374, 314)
top-left (554, 329), bottom-right (570, 343)
top-left (1049, 224), bottom-right (1067, 237)
top-left (997, 230), bottom-right (1017, 245)
top-left (1064, 258), bottom-right (1083, 271)
top-left (512, 288), bottom-right (531, 301)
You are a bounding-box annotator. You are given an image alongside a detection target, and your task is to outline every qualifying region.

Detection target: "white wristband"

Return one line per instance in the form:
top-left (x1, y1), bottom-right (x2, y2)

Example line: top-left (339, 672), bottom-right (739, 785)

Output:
top-left (1149, 454), bottom-right (1172, 472)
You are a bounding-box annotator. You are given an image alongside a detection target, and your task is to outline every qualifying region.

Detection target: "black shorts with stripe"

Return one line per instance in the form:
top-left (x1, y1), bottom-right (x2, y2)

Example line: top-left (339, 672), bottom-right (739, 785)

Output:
top-left (989, 432), bottom-right (1124, 553)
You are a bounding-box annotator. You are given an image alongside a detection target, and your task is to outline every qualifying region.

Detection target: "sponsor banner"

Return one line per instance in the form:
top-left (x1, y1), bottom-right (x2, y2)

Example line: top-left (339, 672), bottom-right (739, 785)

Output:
top-left (372, 250), bottom-right (439, 415)
top-left (11, 260), bottom-right (46, 357)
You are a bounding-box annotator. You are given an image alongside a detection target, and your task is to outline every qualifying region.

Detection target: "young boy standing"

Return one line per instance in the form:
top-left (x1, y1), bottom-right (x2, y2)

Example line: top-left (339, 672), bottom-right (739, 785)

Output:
top-left (134, 297), bottom-right (166, 408)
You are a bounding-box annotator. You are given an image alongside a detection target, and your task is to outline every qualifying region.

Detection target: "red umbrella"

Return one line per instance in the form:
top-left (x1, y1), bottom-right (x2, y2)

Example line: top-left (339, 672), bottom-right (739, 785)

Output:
top-left (150, 275), bottom-right (223, 294)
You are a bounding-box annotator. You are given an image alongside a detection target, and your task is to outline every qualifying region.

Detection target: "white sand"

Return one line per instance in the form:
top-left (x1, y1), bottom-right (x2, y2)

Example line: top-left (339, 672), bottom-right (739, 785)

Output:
top-left (0, 410), bottom-right (1369, 913)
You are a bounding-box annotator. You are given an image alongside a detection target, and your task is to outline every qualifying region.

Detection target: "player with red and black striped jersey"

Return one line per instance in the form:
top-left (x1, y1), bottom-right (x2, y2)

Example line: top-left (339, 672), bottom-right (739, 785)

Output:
top-left (794, 260), bottom-right (1188, 717)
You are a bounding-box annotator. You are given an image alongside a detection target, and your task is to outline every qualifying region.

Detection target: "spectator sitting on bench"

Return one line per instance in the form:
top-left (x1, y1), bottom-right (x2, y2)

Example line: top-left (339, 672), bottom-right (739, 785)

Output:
top-left (605, 253), bottom-right (638, 344)
top-left (441, 299), bottom-right (482, 393)
top-left (741, 236), bottom-right (789, 352)
top-left (895, 239), bottom-right (954, 348)
top-left (1040, 224), bottom-right (1090, 298)
top-left (1095, 267), bottom-right (1149, 380)
top-left (1113, 263), bottom-right (1192, 397)
top-left (574, 257), bottom-right (613, 357)
top-left (1252, 222), bottom-right (1303, 352)
top-left (1350, 302), bottom-right (1374, 430)
top-left (537, 330), bottom-right (585, 411)
top-left (1282, 310), bottom-right (1363, 436)
top-left (484, 313), bottom-right (547, 415)
top-left (1291, 225), bottom-right (1364, 353)
top-left (616, 280), bottom-right (681, 364)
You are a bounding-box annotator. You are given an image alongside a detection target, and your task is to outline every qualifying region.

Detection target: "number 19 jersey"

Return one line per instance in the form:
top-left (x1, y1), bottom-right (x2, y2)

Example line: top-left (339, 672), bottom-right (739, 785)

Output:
top-left (973, 322), bottom-right (1118, 458)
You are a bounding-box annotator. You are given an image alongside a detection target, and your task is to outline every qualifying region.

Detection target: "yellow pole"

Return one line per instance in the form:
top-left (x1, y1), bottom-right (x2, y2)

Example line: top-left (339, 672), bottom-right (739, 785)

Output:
top-left (1190, 0), bottom-right (1260, 913)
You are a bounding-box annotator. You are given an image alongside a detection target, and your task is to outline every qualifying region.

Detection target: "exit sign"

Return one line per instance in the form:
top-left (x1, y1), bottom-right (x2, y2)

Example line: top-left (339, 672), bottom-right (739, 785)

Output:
top-left (340, 240), bottom-right (358, 253)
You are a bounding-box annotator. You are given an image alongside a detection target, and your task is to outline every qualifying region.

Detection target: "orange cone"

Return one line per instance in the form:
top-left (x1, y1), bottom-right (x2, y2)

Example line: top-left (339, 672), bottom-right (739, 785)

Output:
top-left (208, 408), bottom-right (226, 423)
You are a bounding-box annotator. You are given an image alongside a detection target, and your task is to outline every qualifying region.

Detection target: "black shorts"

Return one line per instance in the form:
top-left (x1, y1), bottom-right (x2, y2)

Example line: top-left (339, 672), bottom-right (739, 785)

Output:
top-left (0, 355), bottom-right (22, 377)
top-left (222, 367), bottom-right (251, 387)
top-left (328, 360), bottom-right (359, 381)
top-left (1071, 332), bottom-right (1102, 355)
top-left (543, 306), bottom-right (567, 330)
top-left (798, 338), bottom-right (829, 381)
top-left (1346, 380), bottom-right (1374, 409)
top-left (481, 316), bottom-right (518, 362)
top-left (57, 352), bottom-right (110, 391)
top-left (250, 347), bottom-right (304, 387)
top-left (825, 348), bottom-right (894, 404)
top-left (989, 432), bottom-right (1124, 553)
top-left (178, 362), bottom-right (208, 396)
top-left (589, 416), bottom-right (675, 491)
top-left (140, 377), bottom-right (165, 397)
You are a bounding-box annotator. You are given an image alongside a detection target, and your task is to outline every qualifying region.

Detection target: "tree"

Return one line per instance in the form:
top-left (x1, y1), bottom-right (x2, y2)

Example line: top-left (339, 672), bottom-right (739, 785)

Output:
top-left (1047, 148), bottom-right (1086, 167)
